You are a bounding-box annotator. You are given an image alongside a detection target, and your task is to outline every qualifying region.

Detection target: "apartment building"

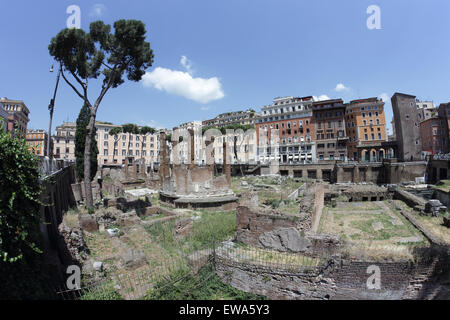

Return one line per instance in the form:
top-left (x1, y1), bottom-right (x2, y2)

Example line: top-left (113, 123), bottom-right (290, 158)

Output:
top-left (420, 117), bottom-right (445, 155)
top-left (0, 105), bottom-right (8, 132)
top-left (416, 100), bottom-right (436, 122)
top-left (312, 99), bottom-right (348, 162)
top-left (256, 96), bottom-right (316, 163)
top-left (53, 122), bottom-right (76, 160)
top-left (26, 129), bottom-right (52, 156)
top-left (345, 98), bottom-right (388, 162)
top-left (53, 121), bottom-right (161, 168)
top-left (0, 97), bottom-right (30, 138)
top-left (202, 109), bottom-right (256, 128)
top-left (95, 122), bottom-right (160, 167)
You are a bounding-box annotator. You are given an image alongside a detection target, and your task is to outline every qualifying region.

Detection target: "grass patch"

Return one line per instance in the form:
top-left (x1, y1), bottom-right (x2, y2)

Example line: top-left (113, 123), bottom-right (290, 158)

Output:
top-left (434, 180), bottom-right (450, 192)
top-left (144, 263), bottom-right (266, 300)
top-left (80, 283), bottom-right (123, 300)
top-left (144, 210), bottom-right (236, 255)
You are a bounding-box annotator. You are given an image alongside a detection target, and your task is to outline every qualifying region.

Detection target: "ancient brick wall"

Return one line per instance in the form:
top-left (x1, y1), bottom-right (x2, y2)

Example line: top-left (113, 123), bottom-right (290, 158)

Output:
top-left (215, 249), bottom-right (450, 300)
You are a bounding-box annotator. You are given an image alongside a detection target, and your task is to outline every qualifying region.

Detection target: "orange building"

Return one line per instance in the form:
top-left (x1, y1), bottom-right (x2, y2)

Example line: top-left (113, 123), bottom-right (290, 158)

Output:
top-left (345, 98), bottom-right (389, 162)
top-left (26, 129), bottom-right (51, 156)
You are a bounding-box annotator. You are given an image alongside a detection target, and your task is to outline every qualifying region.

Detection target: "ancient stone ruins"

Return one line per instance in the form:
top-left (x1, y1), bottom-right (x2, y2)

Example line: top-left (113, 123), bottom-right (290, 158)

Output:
top-left (39, 130), bottom-right (450, 301)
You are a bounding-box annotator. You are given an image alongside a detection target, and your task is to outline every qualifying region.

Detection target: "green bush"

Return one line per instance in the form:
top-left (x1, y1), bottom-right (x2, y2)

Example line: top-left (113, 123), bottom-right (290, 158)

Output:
top-left (0, 130), bottom-right (42, 263)
top-left (0, 130), bottom-right (53, 299)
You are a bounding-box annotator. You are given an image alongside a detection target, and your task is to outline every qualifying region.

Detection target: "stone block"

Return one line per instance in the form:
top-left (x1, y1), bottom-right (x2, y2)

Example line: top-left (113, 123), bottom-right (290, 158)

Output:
top-left (79, 215), bottom-right (99, 232)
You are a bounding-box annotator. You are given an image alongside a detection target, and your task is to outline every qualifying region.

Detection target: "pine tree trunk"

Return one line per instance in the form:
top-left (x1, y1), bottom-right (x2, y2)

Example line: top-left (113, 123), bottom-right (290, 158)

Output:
top-left (84, 111), bottom-right (96, 208)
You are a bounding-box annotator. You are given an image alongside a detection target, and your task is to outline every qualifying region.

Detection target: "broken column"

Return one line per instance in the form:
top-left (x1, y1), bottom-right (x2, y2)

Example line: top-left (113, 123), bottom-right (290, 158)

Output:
top-left (353, 165), bottom-right (360, 183)
top-left (337, 166), bottom-right (344, 183)
top-left (159, 131), bottom-right (167, 185)
top-left (189, 128), bottom-right (195, 169)
top-left (133, 158), bottom-right (138, 180)
top-left (140, 158), bottom-right (146, 179)
top-left (125, 157), bottom-right (129, 180)
top-left (206, 136), bottom-right (215, 173)
top-left (223, 140), bottom-right (231, 185)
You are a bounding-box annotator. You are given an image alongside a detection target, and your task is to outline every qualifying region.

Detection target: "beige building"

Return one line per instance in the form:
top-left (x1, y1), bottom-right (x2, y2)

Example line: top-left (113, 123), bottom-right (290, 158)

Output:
top-left (1, 97), bottom-right (30, 138)
top-left (53, 122), bottom-right (76, 160)
top-left (53, 121), bottom-right (161, 170)
top-left (95, 122), bottom-right (160, 168)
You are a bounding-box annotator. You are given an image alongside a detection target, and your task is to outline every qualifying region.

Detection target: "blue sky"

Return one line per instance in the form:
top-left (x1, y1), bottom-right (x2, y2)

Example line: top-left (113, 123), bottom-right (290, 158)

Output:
top-left (1, 0), bottom-right (450, 133)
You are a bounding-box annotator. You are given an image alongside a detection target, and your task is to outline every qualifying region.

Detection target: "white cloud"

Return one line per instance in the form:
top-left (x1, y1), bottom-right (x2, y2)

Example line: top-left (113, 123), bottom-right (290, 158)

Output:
top-left (379, 93), bottom-right (390, 102)
top-left (90, 4), bottom-right (106, 17)
top-left (180, 55), bottom-right (193, 74)
top-left (138, 119), bottom-right (166, 130)
top-left (335, 83), bottom-right (350, 92)
top-left (142, 67), bottom-right (225, 104)
top-left (313, 95), bottom-right (330, 101)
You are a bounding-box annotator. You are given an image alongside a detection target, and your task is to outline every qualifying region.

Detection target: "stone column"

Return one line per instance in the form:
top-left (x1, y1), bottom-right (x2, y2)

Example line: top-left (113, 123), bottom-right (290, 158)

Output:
top-left (206, 137), bottom-right (215, 175)
top-left (189, 128), bottom-right (195, 169)
top-left (125, 157), bottom-right (129, 180)
top-left (223, 141), bottom-right (231, 185)
top-left (159, 132), bottom-right (166, 185)
top-left (366, 165), bottom-right (372, 183)
top-left (288, 169), bottom-right (294, 178)
top-left (316, 168), bottom-right (322, 180)
top-left (140, 158), bottom-right (146, 179)
top-left (133, 159), bottom-right (138, 180)
top-left (302, 169), bottom-right (308, 179)
top-left (353, 165), bottom-right (360, 183)
top-left (337, 166), bottom-right (344, 183)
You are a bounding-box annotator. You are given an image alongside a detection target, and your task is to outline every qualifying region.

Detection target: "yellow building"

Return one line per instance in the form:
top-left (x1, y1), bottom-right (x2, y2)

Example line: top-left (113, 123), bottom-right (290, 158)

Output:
top-left (26, 129), bottom-right (51, 156)
top-left (345, 98), bottom-right (388, 162)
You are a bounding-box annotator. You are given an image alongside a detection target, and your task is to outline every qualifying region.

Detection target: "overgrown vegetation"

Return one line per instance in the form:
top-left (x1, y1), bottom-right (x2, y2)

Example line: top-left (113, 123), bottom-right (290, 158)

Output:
top-left (145, 263), bottom-right (266, 300)
top-left (75, 103), bottom-right (98, 182)
top-left (144, 210), bottom-right (236, 254)
top-left (80, 283), bottom-right (123, 300)
top-left (0, 130), bottom-right (54, 299)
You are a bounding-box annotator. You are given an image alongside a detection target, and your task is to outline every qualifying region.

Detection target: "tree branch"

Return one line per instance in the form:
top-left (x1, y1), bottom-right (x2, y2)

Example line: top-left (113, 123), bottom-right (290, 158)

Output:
top-left (60, 67), bottom-right (86, 101)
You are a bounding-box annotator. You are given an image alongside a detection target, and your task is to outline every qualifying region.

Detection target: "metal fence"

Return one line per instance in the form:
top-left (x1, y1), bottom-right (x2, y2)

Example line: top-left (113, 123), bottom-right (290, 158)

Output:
top-left (54, 238), bottom-right (330, 300)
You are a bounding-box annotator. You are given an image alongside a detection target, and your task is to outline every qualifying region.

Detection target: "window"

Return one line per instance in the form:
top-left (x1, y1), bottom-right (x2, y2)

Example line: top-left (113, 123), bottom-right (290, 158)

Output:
top-left (364, 134), bottom-right (368, 140)
top-left (104, 150), bottom-right (108, 156)
top-left (104, 133), bottom-right (108, 139)
top-left (104, 141), bottom-right (108, 147)
top-left (122, 150), bottom-right (126, 156)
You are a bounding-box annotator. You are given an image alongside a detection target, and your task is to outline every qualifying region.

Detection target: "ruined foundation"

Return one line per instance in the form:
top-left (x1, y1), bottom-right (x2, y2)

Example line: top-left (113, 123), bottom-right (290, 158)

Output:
top-left (158, 129), bottom-right (238, 210)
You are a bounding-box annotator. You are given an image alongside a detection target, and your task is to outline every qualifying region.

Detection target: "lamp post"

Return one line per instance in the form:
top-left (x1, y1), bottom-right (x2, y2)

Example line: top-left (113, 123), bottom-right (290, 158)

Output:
top-left (47, 64), bottom-right (61, 158)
